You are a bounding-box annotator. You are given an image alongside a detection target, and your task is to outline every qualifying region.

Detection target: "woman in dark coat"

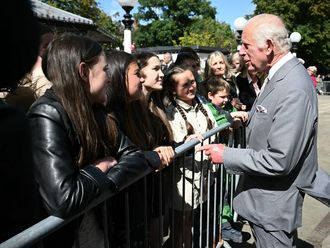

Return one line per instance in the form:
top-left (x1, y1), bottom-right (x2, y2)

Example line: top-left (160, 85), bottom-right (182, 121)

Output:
top-left (28, 34), bottom-right (160, 248)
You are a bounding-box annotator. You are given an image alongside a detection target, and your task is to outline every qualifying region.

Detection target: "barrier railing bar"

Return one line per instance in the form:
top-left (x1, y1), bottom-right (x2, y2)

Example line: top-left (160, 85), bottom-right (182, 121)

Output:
top-left (1, 122), bottom-right (232, 248)
top-left (174, 123), bottom-right (231, 155)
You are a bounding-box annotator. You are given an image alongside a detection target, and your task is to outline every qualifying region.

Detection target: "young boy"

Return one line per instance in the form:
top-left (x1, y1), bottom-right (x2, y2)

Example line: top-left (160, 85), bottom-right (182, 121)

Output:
top-left (206, 76), bottom-right (248, 127)
top-left (205, 76), bottom-right (248, 243)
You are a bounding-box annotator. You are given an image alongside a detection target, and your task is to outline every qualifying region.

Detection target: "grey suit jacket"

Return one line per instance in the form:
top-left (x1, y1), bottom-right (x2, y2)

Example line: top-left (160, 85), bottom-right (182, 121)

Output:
top-left (223, 57), bottom-right (319, 233)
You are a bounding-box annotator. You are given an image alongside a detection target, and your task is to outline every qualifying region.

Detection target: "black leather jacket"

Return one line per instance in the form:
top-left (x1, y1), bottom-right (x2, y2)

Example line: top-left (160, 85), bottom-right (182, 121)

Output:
top-left (27, 89), bottom-right (159, 218)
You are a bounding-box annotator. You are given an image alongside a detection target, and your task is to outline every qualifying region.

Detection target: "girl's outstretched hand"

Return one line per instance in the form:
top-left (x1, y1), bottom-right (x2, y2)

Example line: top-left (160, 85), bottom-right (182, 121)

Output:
top-left (154, 146), bottom-right (175, 169)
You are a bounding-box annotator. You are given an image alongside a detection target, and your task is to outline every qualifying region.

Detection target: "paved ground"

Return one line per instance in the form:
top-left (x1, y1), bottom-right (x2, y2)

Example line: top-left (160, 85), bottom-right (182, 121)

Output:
top-left (227, 95), bottom-right (330, 248)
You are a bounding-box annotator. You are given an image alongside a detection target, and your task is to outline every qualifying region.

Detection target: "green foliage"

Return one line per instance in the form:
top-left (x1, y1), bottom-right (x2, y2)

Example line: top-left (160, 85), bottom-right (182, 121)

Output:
top-left (44, 0), bottom-right (100, 19)
top-left (134, 0), bottom-right (237, 48)
top-left (175, 32), bottom-right (214, 46)
top-left (136, 0), bottom-right (216, 22)
top-left (252, 0), bottom-right (330, 72)
top-left (182, 18), bottom-right (236, 49)
top-left (134, 19), bottom-right (182, 47)
top-left (42, 0), bottom-right (237, 53)
top-left (42, 0), bottom-right (122, 48)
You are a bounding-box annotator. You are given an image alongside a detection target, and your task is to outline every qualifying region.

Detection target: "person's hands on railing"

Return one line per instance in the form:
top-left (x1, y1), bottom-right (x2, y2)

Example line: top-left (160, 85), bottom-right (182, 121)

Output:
top-left (154, 146), bottom-right (175, 169)
top-left (184, 133), bottom-right (203, 143)
top-left (231, 97), bottom-right (246, 111)
top-left (94, 156), bottom-right (118, 173)
top-left (196, 144), bottom-right (225, 164)
top-left (230, 111), bottom-right (248, 129)
top-left (230, 111), bottom-right (248, 123)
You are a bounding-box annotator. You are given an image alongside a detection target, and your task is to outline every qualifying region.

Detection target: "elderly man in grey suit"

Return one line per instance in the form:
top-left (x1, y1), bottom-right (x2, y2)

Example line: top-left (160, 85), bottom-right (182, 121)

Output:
top-left (198, 14), bottom-right (320, 247)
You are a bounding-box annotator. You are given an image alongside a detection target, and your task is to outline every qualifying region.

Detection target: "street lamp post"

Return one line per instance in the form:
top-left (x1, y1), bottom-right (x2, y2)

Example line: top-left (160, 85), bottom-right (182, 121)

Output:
top-left (118, 0), bottom-right (138, 53)
top-left (289, 32), bottom-right (302, 57)
top-left (234, 17), bottom-right (248, 51)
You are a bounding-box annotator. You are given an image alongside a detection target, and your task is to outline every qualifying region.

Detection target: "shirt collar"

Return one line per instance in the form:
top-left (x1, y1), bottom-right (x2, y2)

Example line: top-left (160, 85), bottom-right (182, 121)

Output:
top-left (268, 52), bottom-right (294, 81)
top-left (175, 99), bottom-right (197, 112)
top-left (175, 98), bottom-right (195, 111)
top-left (247, 72), bottom-right (254, 84)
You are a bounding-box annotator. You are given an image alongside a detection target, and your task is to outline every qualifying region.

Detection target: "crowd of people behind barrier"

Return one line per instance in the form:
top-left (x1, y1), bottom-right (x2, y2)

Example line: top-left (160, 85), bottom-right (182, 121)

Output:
top-left (1, 34), bottom-right (246, 248)
top-left (2, 1), bottom-right (329, 248)
top-left (1, 20), bottom-right (248, 248)
top-left (0, 1), bottom-right (246, 246)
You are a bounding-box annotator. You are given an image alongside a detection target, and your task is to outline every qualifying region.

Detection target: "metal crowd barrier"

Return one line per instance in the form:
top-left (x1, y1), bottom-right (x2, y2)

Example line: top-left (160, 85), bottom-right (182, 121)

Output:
top-left (320, 81), bottom-right (330, 95)
top-left (322, 81), bottom-right (330, 95)
top-left (1, 122), bottom-right (247, 248)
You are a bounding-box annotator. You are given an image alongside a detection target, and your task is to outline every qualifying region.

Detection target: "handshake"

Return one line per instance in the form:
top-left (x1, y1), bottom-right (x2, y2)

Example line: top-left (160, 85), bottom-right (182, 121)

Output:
top-left (196, 143), bottom-right (225, 164)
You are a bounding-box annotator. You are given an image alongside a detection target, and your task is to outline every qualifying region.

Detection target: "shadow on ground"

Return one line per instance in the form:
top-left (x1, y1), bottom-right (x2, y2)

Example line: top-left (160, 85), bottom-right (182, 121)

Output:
top-left (297, 239), bottom-right (315, 248)
top-left (227, 237), bottom-right (315, 248)
top-left (227, 231), bottom-right (255, 248)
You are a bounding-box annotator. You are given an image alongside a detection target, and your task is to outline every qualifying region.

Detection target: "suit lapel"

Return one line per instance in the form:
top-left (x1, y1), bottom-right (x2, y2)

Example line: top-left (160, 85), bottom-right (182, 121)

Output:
top-left (247, 77), bottom-right (271, 125)
top-left (247, 57), bottom-right (301, 126)
top-left (255, 77), bottom-right (274, 104)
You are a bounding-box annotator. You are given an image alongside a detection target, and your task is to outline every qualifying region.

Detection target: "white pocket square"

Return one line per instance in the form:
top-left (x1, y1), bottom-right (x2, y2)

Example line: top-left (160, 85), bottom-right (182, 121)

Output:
top-left (256, 105), bottom-right (268, 113)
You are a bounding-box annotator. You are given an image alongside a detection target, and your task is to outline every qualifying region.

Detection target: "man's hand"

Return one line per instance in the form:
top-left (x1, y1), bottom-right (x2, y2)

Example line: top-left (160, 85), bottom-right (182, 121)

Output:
top-left (196, 144), bottom-right (225, 164)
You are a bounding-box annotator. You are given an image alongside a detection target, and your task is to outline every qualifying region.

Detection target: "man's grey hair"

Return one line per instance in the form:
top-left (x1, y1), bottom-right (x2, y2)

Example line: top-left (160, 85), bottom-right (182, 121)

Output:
top-left (252, 14), bottom-right (292, 54)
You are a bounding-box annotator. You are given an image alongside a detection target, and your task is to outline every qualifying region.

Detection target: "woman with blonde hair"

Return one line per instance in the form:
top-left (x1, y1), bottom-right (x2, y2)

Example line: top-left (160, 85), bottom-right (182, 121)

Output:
top-left (203, 51), bottom-right (245, 110)
top-left (230, 51), bottom-right (246, 77)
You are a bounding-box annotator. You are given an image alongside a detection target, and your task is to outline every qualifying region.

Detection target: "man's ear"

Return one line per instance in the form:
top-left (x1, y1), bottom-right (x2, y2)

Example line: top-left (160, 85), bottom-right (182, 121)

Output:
top-left (78, 62), bottom-right (88, 82)
top-left (266, 39), bottom-right (274, 55)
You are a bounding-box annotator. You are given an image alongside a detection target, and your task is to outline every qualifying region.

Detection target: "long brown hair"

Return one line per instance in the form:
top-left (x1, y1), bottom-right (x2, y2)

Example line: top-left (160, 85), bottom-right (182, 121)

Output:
top-left (43, 33), bottom-right (117, 168)
top-left (106, 50), bottom-right (173, 150)
top-left (135, 52), bottom-right (174, 147)
top-left (105, 50), bottom-right (147, 147)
